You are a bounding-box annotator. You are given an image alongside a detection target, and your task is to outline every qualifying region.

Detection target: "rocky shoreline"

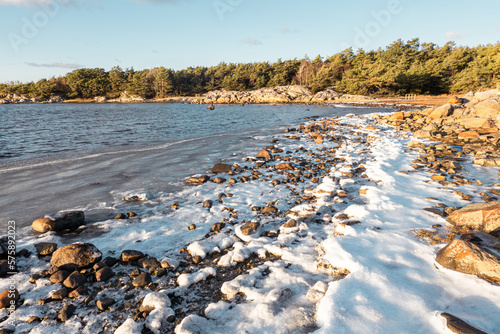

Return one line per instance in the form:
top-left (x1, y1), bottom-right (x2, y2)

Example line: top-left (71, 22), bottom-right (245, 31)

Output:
top-left (0, 86), bottom-right (373, 106)
top-left (191, 86), bottom-right (372, 105)
top-left (1, 90), bottom-right (500, 333)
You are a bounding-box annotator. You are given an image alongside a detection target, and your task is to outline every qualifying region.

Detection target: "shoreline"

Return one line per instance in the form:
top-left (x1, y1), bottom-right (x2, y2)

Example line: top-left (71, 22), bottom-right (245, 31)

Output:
top-left (1, 92), bottom-right (500, 333)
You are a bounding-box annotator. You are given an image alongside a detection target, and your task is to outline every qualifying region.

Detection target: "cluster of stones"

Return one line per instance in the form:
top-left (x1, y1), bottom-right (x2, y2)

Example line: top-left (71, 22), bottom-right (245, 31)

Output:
top-left (0, 94), bottom-right (64, 104)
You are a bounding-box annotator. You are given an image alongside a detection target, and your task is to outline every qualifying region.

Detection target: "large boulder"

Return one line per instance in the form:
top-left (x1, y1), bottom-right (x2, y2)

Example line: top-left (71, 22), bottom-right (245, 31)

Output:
top-left (51, 243), bottom-right (102, 269)
top-left (428, 104), bottom-right (453, 119)
top-left (446, 202), bottom-right (500, 233)
top-left (436, 239), bottom-right (500, 282)
top-left (472, 99), bottom-right (500, 118)
top-left (466, 89), bottom-right (500, 105)
top-left (32, 211), bottom-right (85, 233)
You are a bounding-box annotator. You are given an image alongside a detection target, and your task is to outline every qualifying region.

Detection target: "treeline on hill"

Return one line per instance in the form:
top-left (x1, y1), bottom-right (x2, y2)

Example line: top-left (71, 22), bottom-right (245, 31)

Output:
top-left (1, 39), bottom-right (499, 100)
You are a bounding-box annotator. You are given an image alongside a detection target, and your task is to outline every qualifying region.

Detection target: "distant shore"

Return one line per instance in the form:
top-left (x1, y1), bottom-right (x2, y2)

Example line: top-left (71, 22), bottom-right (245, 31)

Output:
top-left (0, 85), bottom-right (468, 109)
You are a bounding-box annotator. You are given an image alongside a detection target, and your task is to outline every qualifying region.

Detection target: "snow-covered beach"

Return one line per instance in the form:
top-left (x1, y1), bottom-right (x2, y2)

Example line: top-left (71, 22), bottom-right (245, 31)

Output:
top-left (2, 97), bottom-right (500, 334)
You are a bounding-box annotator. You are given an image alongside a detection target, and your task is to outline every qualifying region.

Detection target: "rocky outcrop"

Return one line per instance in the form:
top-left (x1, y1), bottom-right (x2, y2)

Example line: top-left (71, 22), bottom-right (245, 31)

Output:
top-left (0, 94), bottom-right (64, 104)
top-left (379, 89), bottom-right (500, 167)
top-left (51, 243), bottom-right (102, 269)
top-left (192, 86), bottom-right (373, 104)
top-left (436, 239), bottom-right (500, 282)
top-left (446, 202), bottom-right (500, 233)
top-left (32, 211), bottom-right (85, 233)
top-left (94, 96), bottom-right (107, 103)
top-left (310, 87), bottom-right (341, 102)
top-left (108, 91), bottom-right (146, 103)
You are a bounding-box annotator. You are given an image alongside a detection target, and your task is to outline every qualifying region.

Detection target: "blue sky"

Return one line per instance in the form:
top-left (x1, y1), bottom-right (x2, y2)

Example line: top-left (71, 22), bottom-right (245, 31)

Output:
top-left (1, 0), bottom-right (499, 83)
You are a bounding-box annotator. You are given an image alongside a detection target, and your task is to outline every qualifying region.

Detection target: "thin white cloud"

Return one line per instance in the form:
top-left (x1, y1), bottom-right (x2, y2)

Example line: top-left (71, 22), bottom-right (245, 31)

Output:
top-left (0, 0), bottom-right (175, 6)
top-left (0, 0), bottom-right (54, 6)
top-left (279, 25), bottom-right (301, 35)
top-left (445, 31), bottom-right (463, 39)
top-left (242, 38), bottom-right (263, 46)
top-left (25, 61), bottom-right (81, 69)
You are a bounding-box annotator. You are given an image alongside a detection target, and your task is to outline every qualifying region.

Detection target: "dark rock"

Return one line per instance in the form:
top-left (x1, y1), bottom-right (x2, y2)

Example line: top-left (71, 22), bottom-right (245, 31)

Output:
top-left (48, 265), bottom-right (62, 275)
top-left (132, 272), bottom-right (151, 288)
top-left (51, 243), bottom-right (102, 269)
top-left (261, 206), bottom-right (278, 215)
top-left (0, 260), bottom-right (8, 277)
top-left (121, 250), bottom-right (145, 262)
top-left (27, 316), bottom-right (41, 324)
top-left (212, 223), bottom-right (225, 233)
top-left (490, 227), bottom-right (500, 239)
top-left (156, 268), bottom-right (169, 277)
top-left (192, 256), bottom-right (202, 264)
top-left (96, 298), bottom-right (115, 311)
top-left (127, 211), bottom-right (137, 218)
top-left (440, 312), bottom-right (487, 334)
top-left (96, 267), bottom-right (114, 282)
top-left (186, 175), bottom-right (210, 184)
top-left (423, 208), bottom-right (446, 217)
top-left (35, 242), bottom-right (58, 256)
top-left (102, 257), bottom-right (118, 267)
top-left (93, 262), bottom-right (107, 271)
top-left (63, 271), bottom-right (87, 289)
top-left (138, 257), bottom-right (161, 271)
top-left (189, 224), bottom-right (196, 230)
top-left (16, 248), bottom-right (30, 258)
top-left (240, 222), bottom-right (260, 236)
top-left (203, 200), bottom-right (213, 208)
top-left (29, 273), bottom-right (41, 283)
top-left (51, 287), bottom-right (68, 300)
top-left (49, 270), bottom-right (70, 284)
top-left (58, 304), bottom-right (76, 322)
top-left (32, 211), bottom-right (85, 233)
top-left (213, 177), bottom-right (226, 184)
top-left (460, 233), bottom-right (483, 244)
top-left (115, 213), bottom-right (128, 220)
top-left (210, 163), bottom-right (232, 174)
top-left (84, 290), bottom-right (99, 305)
top-left (68, 286), bottom-right (88, 298)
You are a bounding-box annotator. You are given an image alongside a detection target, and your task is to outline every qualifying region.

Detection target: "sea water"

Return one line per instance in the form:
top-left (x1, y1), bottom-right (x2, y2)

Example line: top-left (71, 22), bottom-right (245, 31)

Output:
top-left (0, 103), bottom-right (383, 231)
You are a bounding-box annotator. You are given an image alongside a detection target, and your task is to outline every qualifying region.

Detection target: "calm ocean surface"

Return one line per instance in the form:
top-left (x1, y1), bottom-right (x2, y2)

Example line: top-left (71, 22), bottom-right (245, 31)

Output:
top-left (0, 103), bottom-right (386, 231)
